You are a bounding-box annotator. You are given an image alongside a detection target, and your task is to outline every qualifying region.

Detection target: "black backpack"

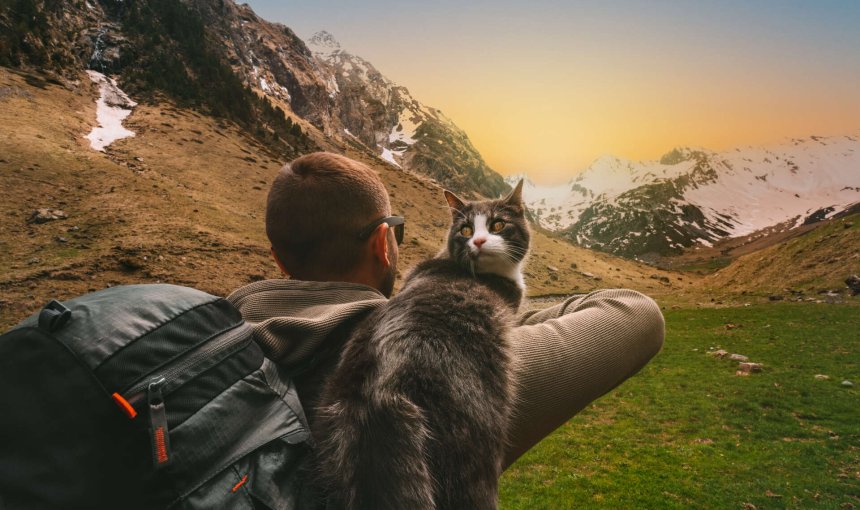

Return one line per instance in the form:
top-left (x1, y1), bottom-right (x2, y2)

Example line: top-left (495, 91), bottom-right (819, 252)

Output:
top-left (0, 284), bottom-right (313, 510)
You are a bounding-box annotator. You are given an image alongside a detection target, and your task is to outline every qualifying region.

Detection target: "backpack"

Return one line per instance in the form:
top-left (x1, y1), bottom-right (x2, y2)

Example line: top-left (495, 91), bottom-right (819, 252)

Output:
top-left (0, 284), bottom-right (313, 510)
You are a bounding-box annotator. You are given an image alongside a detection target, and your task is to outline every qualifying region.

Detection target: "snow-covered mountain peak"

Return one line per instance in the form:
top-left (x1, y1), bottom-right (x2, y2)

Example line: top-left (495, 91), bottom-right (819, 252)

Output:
top-left (307, 30), bottom-right (341, 55)
top-left (659, 146), bottom-right (713, 165)
top-left (514, 135), bottom-right (860, 256)
top-left (504, 173), bottom-right (533, 187)
top-left (591, 154), bottom-right (625, 167)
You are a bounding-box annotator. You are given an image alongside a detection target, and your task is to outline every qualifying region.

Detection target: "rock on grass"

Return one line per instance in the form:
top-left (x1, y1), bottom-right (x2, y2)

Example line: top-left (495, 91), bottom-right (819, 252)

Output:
top-left (738, 362), bottom-right (763, 373)
top-left (28, 208), bottom-right (67, 224)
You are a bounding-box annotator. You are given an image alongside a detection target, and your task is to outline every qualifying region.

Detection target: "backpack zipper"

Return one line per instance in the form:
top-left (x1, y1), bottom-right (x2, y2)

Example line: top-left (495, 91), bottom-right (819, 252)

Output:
top-left (148, 377), bottom-right (172, 468)
top-left (123, 322), bottom-right (252, 398)
top-left (120, 322), bottom-right (253, 469)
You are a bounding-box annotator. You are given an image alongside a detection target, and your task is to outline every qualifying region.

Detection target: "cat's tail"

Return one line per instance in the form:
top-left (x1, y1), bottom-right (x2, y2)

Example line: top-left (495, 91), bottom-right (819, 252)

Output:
top-left (316, 392), bottom-right (436, 510)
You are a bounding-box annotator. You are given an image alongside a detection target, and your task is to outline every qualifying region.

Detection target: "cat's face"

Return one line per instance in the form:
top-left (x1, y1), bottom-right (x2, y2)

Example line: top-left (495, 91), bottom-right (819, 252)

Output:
top-left (443, 180), bottom-right (530, 284)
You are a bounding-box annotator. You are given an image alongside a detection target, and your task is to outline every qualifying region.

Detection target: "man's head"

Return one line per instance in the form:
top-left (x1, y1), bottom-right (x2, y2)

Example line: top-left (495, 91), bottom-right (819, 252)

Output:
top-left (266, 152), bottom-right (399, 296)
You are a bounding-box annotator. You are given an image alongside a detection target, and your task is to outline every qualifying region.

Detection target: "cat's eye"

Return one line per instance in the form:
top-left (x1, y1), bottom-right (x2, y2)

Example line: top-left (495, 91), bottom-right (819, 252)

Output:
top-left (490, 220), bottom-right (505, 233)
top-left (460, 225), bottom-right (473, 237)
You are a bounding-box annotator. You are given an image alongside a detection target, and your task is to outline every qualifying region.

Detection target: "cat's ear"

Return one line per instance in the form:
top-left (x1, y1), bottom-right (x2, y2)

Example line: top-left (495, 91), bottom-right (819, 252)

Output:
top-left (502, 179), bottom-right (524, 212)
top-left (444, 189), bottom-right (466, 213)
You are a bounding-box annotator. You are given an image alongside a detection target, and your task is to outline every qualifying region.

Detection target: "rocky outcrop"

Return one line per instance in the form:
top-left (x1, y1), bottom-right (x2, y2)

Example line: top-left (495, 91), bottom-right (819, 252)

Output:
top-left (28, 209), bottom-right (67, 224)
top-left (846, 275), bottom-right (860, 296)
top-left (183, 0), bottom-right (337, 131)
top-left (0, 0), bottom-right (115, 77)
top-left (305, 31), bottom-right (509, 198)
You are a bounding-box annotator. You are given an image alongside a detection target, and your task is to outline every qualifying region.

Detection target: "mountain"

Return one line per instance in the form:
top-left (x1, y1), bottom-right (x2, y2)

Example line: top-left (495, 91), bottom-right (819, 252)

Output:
top-left (0, 0), bottom-right (507, 197)
top-left (508, 136), bottom-right (860, 258)
top-left (4, 0), bottom-right (853, 315)
top-left (304, 30), bottom-right (509, 198)
top-left (163, 4), bottom-right (509, 197)
top-left (1, 0), bottom-right (321, 160)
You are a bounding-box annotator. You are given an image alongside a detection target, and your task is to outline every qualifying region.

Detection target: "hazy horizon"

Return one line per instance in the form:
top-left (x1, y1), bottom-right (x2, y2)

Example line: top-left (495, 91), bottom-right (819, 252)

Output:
top-left (244, 0), bottom-right (860, 184)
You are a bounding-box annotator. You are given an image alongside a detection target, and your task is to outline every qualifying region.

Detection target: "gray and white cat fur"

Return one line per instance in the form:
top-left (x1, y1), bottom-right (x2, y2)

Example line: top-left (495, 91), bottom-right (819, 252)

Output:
top-left (314, 180), bottom-right (529, 510)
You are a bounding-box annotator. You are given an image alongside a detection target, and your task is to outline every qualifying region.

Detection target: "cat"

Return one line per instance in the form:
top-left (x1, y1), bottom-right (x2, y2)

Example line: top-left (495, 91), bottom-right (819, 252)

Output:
top-left (314, 180), bottom-right (529, 510)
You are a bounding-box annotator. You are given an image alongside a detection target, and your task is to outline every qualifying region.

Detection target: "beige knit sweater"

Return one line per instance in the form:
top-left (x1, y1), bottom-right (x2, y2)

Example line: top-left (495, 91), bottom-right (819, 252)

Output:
top-left (228, 278), bottom-right (664, 467)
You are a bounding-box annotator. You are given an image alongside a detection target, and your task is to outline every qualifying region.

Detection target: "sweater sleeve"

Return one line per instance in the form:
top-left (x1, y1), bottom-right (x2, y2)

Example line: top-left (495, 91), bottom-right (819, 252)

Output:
top-left (503, 289), bottom-right (665, 468)
top-left (516, 295), bottom-right (585, 325)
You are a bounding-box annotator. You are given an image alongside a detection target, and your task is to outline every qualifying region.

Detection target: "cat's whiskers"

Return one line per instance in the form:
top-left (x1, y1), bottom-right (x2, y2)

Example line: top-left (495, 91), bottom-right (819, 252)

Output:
top-left (487, 244), bottom-right (526, 261)
top-left (456, 249), bottom-right (475, 275)
top-left (503, 247), bottom-right (528, 258)
top-left (496, 253), bottom-right (525, 270)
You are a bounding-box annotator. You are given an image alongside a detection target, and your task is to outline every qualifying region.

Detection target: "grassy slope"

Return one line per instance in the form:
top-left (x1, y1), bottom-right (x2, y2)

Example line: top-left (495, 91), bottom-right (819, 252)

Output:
top-left (699, 213), bottom-right (860, 297)
top-left (501, 302), bottom-right (859, 509)
top-left (0, 67), bottom-right (683, 329)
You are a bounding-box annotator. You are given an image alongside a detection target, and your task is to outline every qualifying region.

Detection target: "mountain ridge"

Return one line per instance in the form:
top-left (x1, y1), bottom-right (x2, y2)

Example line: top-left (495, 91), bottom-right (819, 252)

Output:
top-left (303, 29), bottom-right (509, 198)
top-left (508, 134), bottom-right (860, 257)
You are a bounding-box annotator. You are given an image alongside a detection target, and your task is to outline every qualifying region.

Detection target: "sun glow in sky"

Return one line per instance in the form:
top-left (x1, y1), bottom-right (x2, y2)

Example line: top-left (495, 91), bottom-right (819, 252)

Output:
top-left (245, 0), bottom-right (860, 184)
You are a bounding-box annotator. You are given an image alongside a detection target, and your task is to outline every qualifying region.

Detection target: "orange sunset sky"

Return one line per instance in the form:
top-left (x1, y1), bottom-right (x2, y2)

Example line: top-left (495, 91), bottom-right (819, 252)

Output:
top-left (246, 1), bottom-right (860, 183)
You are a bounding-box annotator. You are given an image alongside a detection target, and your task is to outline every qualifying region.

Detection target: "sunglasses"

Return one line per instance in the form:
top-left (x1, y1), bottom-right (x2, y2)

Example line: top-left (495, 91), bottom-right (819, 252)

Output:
top-left (357, 216), bottom-right (405, 245)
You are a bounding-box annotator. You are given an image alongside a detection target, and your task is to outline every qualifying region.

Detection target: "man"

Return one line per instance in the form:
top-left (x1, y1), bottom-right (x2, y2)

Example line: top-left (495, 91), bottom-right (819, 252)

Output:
top-left (227, 151), bottom-right (664, 470)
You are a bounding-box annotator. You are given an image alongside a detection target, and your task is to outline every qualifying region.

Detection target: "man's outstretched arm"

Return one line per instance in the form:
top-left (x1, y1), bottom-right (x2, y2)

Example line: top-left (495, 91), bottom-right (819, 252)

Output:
top-left (504, 289), bottom-right (665, 468)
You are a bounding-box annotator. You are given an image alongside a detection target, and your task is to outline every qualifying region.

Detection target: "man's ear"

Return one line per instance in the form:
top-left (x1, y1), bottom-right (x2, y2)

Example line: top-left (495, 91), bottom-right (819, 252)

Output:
top-left (371, 223), bottom-right (391, 267)
top-left (270, 247), bottom-right (290, 276)
top-left (443, 190), bottom-right (466, 215)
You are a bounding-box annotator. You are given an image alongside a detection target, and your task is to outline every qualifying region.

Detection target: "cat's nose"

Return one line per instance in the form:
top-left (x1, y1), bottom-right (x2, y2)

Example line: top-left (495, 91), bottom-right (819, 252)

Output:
top-left (473, 237), bottom-right (487, 248)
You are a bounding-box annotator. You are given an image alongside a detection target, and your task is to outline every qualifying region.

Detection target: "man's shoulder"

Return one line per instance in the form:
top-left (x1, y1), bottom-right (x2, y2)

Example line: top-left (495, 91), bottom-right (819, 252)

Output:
top-left (227, 278), bottom-right (387, 367)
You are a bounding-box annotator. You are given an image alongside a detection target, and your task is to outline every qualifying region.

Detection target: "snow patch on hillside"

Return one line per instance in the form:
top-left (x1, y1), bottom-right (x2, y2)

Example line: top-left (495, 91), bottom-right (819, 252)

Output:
top-left (251, 64), bottom-right (291, 101)
top-left (389, 109), bottom-right (419, 145)
top-left (380, 146), bottom-right (401, 168)
top-left (84, 70), bottom-right (137, 152)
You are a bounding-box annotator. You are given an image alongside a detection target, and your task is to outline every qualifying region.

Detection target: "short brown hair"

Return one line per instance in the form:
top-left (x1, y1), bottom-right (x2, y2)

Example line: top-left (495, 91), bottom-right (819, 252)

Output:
top-left (266, 152), bottom-right (390, 278)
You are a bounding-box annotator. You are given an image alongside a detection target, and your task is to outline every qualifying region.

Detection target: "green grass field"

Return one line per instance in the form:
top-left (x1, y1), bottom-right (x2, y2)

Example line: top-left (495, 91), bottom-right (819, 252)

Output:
top-left (500, 302), bottom-right (859, 509)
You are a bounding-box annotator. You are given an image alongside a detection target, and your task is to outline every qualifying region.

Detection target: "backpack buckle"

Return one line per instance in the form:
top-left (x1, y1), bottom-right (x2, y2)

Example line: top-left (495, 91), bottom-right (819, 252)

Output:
top-left (38, 300), bottom-right (72, 332)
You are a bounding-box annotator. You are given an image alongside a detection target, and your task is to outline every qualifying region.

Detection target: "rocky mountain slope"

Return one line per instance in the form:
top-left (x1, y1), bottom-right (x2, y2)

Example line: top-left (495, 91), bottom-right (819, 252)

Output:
top-left (304, 31), bottom-right (508, 198)
top-left (1, 0), bottom-right (508, 197)
top-left (510, 136), bottom-right (860, 258)
top-left (159, 2), bottom-right (507, 197)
